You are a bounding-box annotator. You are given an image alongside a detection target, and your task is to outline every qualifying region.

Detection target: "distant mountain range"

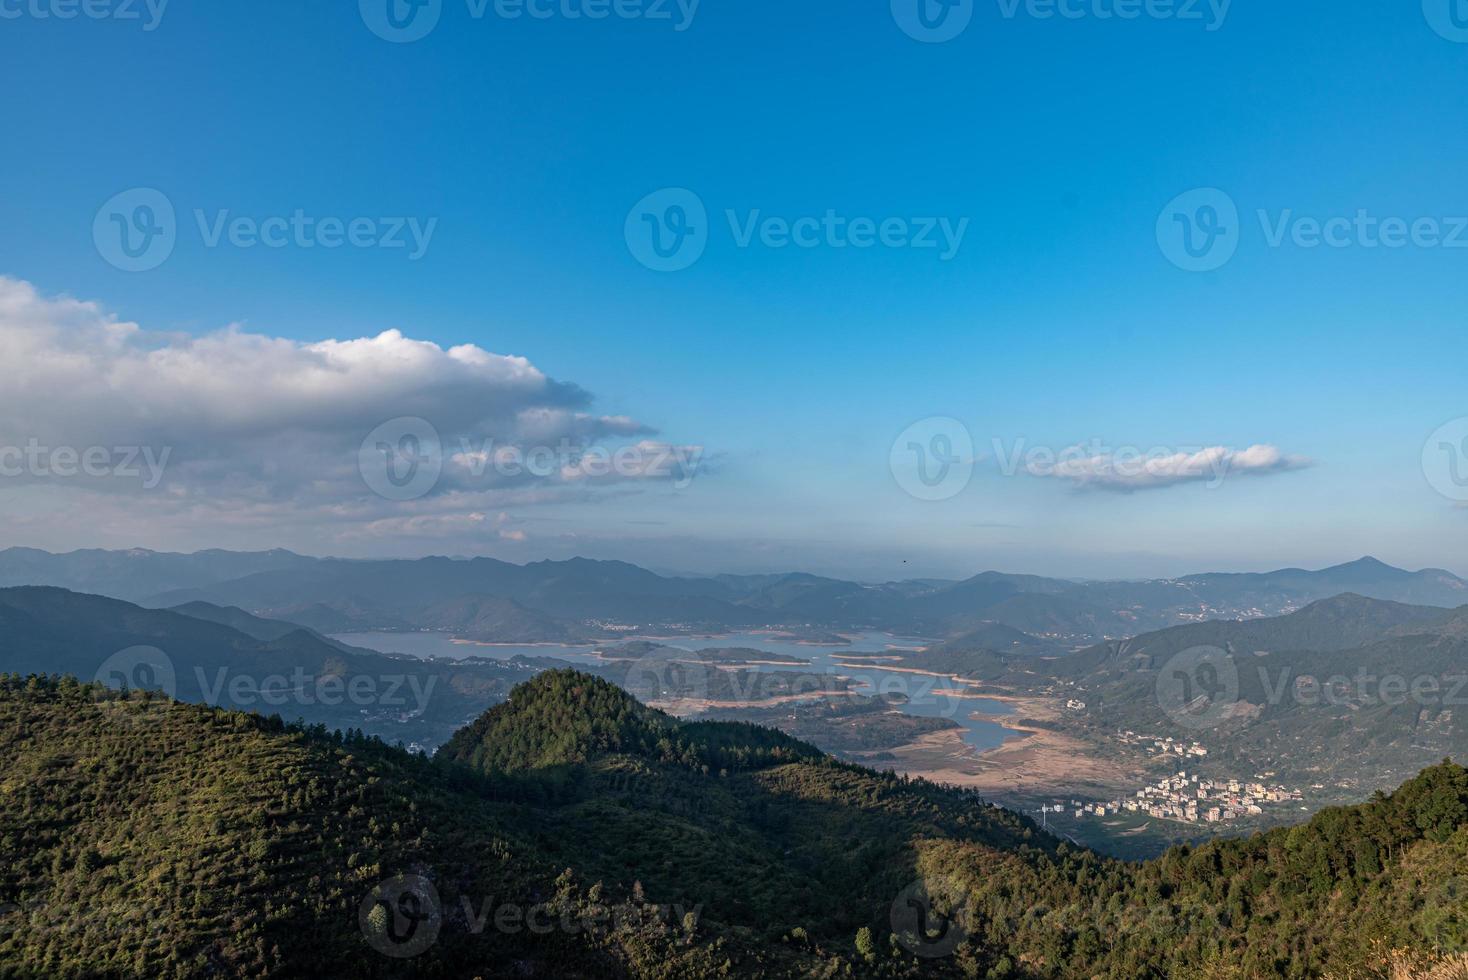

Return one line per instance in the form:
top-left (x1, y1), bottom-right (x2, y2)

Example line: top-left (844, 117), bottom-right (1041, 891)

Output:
top-left (0, 546), bottom-right (313, 600)
top-left (965, 592), bottom-right (1468, 802)
top-left (0, 586), bottom-right (554, 748)
top-left (0, 547), bottom-right (1464, 646)
top-left (3, 669), bottom-right (1465, 978)
top-left (8, 578), bottom-right (1464, 821)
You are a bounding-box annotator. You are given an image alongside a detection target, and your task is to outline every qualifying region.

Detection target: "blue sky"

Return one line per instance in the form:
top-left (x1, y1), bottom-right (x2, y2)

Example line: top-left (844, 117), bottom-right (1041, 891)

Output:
top-left (1, 0), bottom-right (1467, 579)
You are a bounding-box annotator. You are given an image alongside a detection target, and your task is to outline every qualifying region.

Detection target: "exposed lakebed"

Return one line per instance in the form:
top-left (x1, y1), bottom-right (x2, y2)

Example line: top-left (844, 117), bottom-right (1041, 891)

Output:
top-left (334, 629), bottom-right (1017, 754)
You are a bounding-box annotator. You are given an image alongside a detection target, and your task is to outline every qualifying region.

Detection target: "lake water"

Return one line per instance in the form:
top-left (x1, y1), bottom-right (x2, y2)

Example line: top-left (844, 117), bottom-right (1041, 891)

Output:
top-left (333, 629), bottom-right (1016, 754)
top-left (332, 631), bottom-right (607, 665)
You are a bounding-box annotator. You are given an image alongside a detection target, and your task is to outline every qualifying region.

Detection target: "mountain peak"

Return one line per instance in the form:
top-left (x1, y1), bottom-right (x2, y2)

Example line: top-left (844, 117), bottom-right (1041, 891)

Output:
top-left (436, 670), bottom-right (682, 773)
top-left (1291, 592), bottom-right (1424, 619)
top-left (436, 669), bottom-right (818, 775)
top-left (1320, 556), bottom-right (1410, 580)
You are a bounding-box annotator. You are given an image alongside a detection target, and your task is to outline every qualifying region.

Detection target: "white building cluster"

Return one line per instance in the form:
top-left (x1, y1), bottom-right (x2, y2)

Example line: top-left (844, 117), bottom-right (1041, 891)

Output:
top-left (1118, 730), bottom-right (1210, 758)
top-left (1066, 770), bottom-right (1301, 825)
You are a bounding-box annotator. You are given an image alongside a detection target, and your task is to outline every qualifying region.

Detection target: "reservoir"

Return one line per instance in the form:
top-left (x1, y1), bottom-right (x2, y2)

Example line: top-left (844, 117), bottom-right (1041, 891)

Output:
top-left (334, 628), bottom-right (1017, 753)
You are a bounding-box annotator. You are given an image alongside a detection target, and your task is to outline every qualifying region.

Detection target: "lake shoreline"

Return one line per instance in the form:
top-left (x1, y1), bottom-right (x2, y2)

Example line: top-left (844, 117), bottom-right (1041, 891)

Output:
top-left (865, 692), bottom-right (1141, 800)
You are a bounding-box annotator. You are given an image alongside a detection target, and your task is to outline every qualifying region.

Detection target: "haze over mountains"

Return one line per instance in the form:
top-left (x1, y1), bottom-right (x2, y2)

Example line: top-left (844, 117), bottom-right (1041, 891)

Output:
top-left (4, 671), bottom-right (1466, 978)
top-left (0, 586), bottom-right (548, 749)
top-left (4, 545), bottom-right (1465, 800)
top-left (4, 561), bottom-right (1466, 826)
top-left (1022, 593), bottom-right (1468, 799)
top-left (2, 547), bottom-right (1464, 647)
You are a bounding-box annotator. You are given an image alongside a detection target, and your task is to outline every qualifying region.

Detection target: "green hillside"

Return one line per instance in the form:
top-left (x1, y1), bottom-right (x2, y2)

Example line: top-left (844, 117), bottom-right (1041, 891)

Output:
top-left (1, 669), bottom-right (1466, 979)
top-left (0, 586), bottom-right (552, 749)
top-left (436, 669), bottom-right (824, 775)
top-left (1029, 596), bottom-right (1468, 796)
top-left (0, 674), bottom-right (740, 979)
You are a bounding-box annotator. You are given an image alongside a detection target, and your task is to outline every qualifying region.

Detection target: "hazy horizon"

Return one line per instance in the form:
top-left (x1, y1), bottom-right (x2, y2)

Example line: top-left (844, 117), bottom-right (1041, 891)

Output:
top-left (4, 2), bottom-right (1467, 590)
top-left (3, 541), bottom-right (1461, 586)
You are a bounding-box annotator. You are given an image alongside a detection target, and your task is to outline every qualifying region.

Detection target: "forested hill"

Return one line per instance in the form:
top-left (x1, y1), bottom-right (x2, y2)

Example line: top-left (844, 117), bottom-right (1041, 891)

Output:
top-left (2, 671), bottom-right (1466, 979)
top-left (436, 669), bottom-right (824, 774)
top-left (1017, 594), bottom-right (1468, 796)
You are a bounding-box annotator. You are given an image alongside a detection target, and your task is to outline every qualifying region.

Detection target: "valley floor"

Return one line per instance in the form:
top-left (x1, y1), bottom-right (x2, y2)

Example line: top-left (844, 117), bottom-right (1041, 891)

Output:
top-left (853, 691), bottom-right (1145, 806)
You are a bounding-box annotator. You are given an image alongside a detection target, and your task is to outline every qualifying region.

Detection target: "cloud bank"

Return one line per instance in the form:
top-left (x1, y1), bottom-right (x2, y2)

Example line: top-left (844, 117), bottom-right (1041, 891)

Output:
top-left (0, 277), bottom-right (699, 547)
top-left (1026, 444), bottom-right (1310, 492)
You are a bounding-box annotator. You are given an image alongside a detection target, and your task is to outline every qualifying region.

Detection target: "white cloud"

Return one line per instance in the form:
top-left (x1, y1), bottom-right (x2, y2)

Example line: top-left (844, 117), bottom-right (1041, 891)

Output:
top-left (0, 277), bottom-right (701, 546)
top-left (1027, 443), bottom-right (1310, 492)
top-left (0, 276), bottom-right (610, 444)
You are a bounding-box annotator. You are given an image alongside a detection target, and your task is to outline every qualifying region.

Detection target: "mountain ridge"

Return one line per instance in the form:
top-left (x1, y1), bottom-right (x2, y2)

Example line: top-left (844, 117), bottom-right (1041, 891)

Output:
top-left (4, 547), bottom-right (1461, 645)
top-left (1, 671), bottom-right (1465, 978)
